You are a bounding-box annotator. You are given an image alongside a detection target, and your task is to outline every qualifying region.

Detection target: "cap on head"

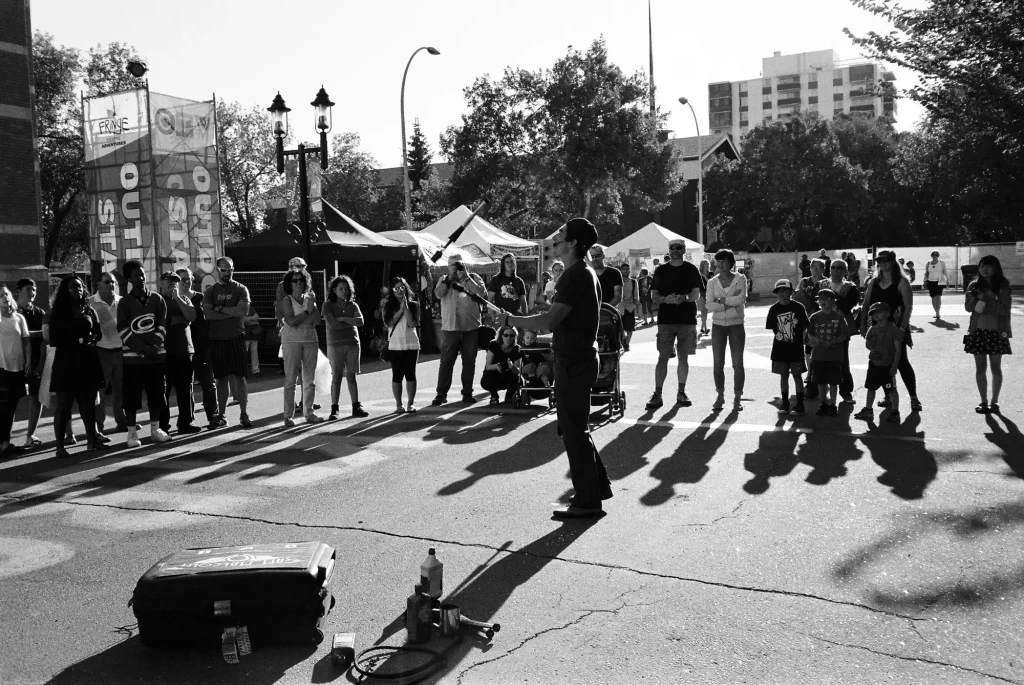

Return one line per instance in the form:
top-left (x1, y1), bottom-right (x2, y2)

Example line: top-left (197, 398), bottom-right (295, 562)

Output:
top-left (288, 257), bottom-right (307, 268)
top-left (868, 301), bottom-right (890, 315)
top-left (773, 278), bottom-right (793, 293)
top-left (816, 288), bottom-right (836, 301)
top-left (160, 271), bottom-right (181, 283)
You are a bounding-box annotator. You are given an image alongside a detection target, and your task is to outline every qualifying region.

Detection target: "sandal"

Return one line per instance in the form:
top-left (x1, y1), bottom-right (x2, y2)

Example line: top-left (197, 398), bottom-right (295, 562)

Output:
top-left (990, 403), bottom-right (1000, 414)
top-left (406, 405), bottom-right (418, 413)
top-left (975, 403), bottom-right (990, 414)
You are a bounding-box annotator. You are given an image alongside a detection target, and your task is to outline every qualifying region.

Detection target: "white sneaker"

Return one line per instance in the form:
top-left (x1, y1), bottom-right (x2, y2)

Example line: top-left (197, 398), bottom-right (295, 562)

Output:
top-left (127, 428), bottom-right (141, 448)
top-left (151, 424), bottom-right (171, 443)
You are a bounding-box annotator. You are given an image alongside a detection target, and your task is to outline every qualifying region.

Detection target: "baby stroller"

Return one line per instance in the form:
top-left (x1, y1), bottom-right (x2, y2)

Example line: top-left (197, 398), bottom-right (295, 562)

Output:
top-left (592, 303), bottom-right (625, 416)
top-left (513, 334), bottom-right (555, 410)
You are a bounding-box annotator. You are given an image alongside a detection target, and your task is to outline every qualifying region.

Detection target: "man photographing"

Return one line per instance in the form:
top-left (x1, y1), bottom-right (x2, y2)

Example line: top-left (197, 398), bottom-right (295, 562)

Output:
top-left (432, 257), bottom-right (487, 406)
top-left (502, 218), bottom-right (612, 519)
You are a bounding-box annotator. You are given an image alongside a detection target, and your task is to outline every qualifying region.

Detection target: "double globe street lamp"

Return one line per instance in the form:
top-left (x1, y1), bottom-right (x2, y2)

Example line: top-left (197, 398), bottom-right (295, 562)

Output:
top-left (401, 46), bottom-right (440, 231)
top-left (268, 87), bottom-right (335, 264)
top-left (678, 96), bottom-right (704, 247)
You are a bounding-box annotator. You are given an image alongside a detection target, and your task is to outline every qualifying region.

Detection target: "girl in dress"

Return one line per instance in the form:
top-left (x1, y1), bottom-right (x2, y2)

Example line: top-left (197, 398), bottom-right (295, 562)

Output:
top-left (964, 256), bottom-right (1012, 414)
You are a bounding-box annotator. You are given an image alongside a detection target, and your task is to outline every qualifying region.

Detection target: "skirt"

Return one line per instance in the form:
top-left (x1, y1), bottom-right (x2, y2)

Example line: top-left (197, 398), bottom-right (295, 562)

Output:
top-left (964, 328), bottom-right (1012, 356)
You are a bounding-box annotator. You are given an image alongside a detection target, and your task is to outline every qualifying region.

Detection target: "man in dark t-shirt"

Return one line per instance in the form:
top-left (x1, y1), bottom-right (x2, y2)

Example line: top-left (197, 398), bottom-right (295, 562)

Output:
top-left (503, 218), bottom-right (611, 519)
top-left (647, 244), bottom-right (703, 409)
top-left (589, 244), bottom-right (622, 306)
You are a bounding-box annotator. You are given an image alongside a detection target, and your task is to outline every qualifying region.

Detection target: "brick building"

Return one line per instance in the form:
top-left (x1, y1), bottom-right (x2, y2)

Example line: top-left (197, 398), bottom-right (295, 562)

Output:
top-left (0, 0), bottom-right (47, 295)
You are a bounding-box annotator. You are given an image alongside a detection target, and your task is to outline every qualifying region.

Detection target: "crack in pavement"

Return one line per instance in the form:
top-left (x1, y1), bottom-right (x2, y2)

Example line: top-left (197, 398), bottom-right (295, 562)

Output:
top-left (804, 634), bottom-right (1022, 684)
top-left (679, 495), bottom-right (755, 528)
top-left (0, 494), bottom-right (930, 623)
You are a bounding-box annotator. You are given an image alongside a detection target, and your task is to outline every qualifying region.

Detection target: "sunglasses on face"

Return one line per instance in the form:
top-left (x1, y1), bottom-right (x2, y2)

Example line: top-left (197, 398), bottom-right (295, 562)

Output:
top-left (502, 333), bottom-right (516, 338)
top-left (876, 257), bottom-right (893, 263)
top-left (218, 267), bottom-right (233, 272)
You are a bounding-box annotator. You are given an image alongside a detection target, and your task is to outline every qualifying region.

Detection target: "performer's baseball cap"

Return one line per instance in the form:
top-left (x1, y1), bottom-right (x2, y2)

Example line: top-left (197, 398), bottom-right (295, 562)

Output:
top-left (816, 288), bottom-right (836, 300)
top-left (868, 301), bottom-right (890, 315)
top-left (773, 278), bottom-right (793, 293)
top-left (159, 271), bottom-right (181, 283)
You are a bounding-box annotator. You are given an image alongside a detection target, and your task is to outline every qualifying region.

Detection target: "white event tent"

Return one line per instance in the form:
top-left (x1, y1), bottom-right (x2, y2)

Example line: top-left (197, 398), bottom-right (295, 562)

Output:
top-left (379, 229), bottom-right (499, 277)
top-left (420, 205), bottom-right (537, 258)
top-left (605, 223), bottom-right (703, 266)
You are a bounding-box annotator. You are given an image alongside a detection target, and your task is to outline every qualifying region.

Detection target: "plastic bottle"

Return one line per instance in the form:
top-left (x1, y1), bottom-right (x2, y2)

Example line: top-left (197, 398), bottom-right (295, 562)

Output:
top-left (420, 548), bottom-right (443, 598)
top-left (406, 586), bottom-right (431, 643)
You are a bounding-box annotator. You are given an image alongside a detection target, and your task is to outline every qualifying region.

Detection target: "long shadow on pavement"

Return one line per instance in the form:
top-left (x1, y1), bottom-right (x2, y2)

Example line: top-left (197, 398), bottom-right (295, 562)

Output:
top-left (742, 418), bottom-right (803, 494)
top-left (861, 412), bottom-right (938, 500)
top-left (796, 404), bottom-right (865, 486)
top-left (641, 409), bottom-right (739, 506)
top-left (984, 413), bottom-right (1024, 478)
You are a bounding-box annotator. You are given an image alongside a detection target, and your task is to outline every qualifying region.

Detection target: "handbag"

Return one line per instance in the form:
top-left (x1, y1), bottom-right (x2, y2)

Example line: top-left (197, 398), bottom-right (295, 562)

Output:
top-left (376, 310), bottom-right (406, 362)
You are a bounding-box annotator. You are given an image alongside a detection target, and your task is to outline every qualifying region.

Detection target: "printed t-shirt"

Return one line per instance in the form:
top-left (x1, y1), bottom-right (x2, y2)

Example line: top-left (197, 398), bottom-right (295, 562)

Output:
top-left (866, 323), bottom-right (903, 367)
top-left (596, 268), bottom-right (623, 305)
top-left (807, 309), bottom-right (848, 362)
top-left (487, 340), bottom-right (522, 372)
top-left (551, 260), bottom-right (600, 359)
top-left (204, 280), bottom-right (250, 340)
top-left (766, 300), bottom-right (809, 363)
top-left (487, 274), bottom-right (527, 314)
top-left (324, 300), bottom-right (361, 347)
top-left (651, 261), bottom-right (702, 325)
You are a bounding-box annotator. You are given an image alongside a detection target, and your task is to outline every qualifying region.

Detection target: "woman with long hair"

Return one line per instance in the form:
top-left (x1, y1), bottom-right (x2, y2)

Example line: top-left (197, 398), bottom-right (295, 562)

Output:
top-left (543, 260), bottom-right (564, 305)
top-left (48, 275), bottom-right (107, 458)
top-left (822, 259), bottom-right (861, 403)
top-left (965, 255), bottom-right (1012, 413)
top-left (481, 325), bottom-right (523, 404)
top-left (698, 259), bottom-right (712, 335)
top-left (706, 249), bottom-right (748, 410)
top-left (0, 286), bottom-right (31, 455)
top-left (323, 275), bottom-right (367, 419)
top-left (276, 268), bottom-right (323, 425)
top-left (487, 253), bottom-right (528, 322)
top-left (383, 277), bottom-right (421, 413)
top-left (860, 250), bottom-right (921, 412)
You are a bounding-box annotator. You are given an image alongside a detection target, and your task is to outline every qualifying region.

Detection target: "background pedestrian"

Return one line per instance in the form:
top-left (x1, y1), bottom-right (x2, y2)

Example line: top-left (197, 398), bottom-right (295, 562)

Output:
top-left (965, 255), bottom-right (1012, 414)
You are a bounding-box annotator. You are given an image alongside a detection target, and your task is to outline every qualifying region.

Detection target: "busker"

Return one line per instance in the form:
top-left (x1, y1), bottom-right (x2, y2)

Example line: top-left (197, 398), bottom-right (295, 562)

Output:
top-left (176, 267), bottom-right (221, 429)
top-left (89, 272), bottom-right (124, 440)
top-left (645, 239), bottom-right (703, 410)
top-left (118, 261), bottom-right (170, 448)
top-left (432, 256), bottom-right (487, 406)
top-left (204, 256), bottom-right (253, 428)
top-left (502, 217), bottom-right (612, 519)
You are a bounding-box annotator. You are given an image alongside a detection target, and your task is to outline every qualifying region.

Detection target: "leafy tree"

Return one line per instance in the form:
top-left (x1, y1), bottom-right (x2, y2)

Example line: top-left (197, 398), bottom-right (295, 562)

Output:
top-left (216, 100), bottom-right (285, 240)
top-left (441, 37), bottom-right (682, 238)
top-left (845, 0), bottom-right (1024, 154)
top-left (84, 42), bottom-right (147, 98)
top-left (407, 119), bottom-right (435, 224)
top-left (320, 131), bottom-right (396, 229)
top-left (704, 112), bottom-right (871, 249)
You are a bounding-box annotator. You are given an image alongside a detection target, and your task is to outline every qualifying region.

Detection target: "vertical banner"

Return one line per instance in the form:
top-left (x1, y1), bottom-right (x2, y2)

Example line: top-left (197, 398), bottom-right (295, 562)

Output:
top-left (149, 92), bottom-right (223, 292)
top-left (83, 89), bottom-right (156, 281)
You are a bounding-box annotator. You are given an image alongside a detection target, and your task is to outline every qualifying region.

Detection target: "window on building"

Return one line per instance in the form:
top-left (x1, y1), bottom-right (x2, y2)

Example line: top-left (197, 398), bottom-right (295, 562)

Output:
top-left (833, 108), bottom-right (845, 117)
top-left (833, 77), bottom-right (844, 86)
top-left (762, 86), bottom-right (772, 95)
top-left (763, 101), bottom-right (772, 110)
top-left (710, 111), bottom-right (732, 128)
top-left (808, 95), bottom-right (819, 105)
top-left (740, 119), bottom-right (749, 128)
top-left (808, 81), bottom-right (818, 90)
top-left (739, 95), bottom-right (748, 107)
top-left (763, 115), bottom-right (773, 123)
top-left (777, 74), bottom-right (800, 86)
top-left (849, 64), bottom-right (874, 82)
top-left (833, 93), bottom-right (844, 101)
top-left (739, 105), bottom-right (748, 112)
top-left (763, 77), bottom-right (771, 87)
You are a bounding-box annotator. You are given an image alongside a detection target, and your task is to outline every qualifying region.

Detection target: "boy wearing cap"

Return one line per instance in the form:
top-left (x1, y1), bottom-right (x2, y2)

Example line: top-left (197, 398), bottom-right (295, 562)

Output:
top-left (806, 289), bottom-right (850, 416)
top-left (855, 302), bottom-right (903, 422)
top-left (766, 279), bottom-right (809, 415)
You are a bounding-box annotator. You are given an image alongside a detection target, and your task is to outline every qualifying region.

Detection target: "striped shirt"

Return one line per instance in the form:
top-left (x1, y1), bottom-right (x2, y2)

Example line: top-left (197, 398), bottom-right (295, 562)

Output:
top-left (117, 290), bottom-right (167, 365)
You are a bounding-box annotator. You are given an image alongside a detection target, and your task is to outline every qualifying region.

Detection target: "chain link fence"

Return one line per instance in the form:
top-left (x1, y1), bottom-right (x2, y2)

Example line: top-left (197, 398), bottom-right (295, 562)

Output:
top-left (234, 270), bottom-right (328, 366)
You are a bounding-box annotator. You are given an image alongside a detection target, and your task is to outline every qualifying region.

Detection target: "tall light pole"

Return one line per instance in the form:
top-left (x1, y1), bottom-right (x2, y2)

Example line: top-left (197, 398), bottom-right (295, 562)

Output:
top-left (678, 96), bottom-right (704, 247)
top-left (401, 46), bottom-right (440, 231)
top-left (268, 88), bottom-right (334, 265)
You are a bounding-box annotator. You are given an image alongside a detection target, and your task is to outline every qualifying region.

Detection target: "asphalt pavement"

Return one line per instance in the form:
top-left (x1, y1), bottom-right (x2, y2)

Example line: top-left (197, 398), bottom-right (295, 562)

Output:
top-left (1, 293), bottom-right (1022, 685)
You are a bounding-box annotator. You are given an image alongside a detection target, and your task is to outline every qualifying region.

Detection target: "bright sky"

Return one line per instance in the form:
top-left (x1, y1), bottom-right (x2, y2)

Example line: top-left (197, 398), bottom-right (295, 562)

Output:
top-left (34, 0), bottom-right (924, 167)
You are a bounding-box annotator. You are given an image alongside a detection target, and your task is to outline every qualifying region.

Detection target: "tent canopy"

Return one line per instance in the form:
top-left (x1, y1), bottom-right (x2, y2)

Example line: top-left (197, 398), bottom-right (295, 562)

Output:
top-left (226, 200), bottom-right (417, 270)
top-left (420, 205), bottom-right (536, 259)
top-left (380, 229), bottom-right (499, 277)
top-left (604, 223), bottom-right (703, 266)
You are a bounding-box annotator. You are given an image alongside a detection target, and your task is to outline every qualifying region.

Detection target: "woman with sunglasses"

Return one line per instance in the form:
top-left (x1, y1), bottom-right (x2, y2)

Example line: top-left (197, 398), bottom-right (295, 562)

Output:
top-left (860, 250), bottom-right (921, 413)
top-left (481, 325), bottom-right (523, 405)
top-left (383, 277), bottom-right (421, 413)
top-left (277, 268), bottom-right (323, 426)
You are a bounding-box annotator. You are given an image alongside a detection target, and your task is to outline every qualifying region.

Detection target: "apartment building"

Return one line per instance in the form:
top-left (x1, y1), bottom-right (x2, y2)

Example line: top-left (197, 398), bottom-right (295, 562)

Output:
top-left (708, 49), bottom-right (896, 143)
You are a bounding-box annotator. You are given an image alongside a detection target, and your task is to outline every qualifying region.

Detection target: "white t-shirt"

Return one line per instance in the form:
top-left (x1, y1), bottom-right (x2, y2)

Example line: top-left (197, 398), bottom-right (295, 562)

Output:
top-left (0, 312), bottom-right (30, 372)
top-left (388, 307), bottom-right (420, 351)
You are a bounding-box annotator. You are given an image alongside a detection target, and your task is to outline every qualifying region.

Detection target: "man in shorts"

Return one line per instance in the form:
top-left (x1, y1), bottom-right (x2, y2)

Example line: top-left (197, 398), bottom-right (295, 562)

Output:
top-left (647, 239), bottom-right (703, 409)
top-left (203, 256), bottom-right (253, 428)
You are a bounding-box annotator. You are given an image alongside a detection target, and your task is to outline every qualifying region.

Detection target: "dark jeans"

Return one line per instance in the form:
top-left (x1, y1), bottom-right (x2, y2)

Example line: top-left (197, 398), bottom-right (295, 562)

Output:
top-left (161, 353), bottom-right (195, 430)
top-left (436, 329), bottom-right (478, 398)
top-left (389, 350), bottom-right (419, 383)
top-left (193, 352), bottom-right (219, 421)
top-left (56, 389), bottom-right (98, 448)
top-left (554, 351), bottom-right (610, 510)
top-left (0, 369), bottom-right (24, 442)
top-left (839, 341), bottom-right (854, 396)
top-left (123, 363), bottom-right (166, 425)
top-left (897, 342), bottom-right (918, 396)
top-left (481, 370), bottom-right (521, 396)
top-left (711, 324), bottom-right (746, 395)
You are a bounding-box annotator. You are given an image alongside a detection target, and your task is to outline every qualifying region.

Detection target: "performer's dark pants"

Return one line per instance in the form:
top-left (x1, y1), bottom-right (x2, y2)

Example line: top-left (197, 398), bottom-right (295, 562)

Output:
top-left (554, 350), bottom-right (610, 509)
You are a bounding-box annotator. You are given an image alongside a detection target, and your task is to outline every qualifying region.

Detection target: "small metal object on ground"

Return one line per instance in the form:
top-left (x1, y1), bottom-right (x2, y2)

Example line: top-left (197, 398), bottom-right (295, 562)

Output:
top-left (440, 603), bottom-right (461, 637)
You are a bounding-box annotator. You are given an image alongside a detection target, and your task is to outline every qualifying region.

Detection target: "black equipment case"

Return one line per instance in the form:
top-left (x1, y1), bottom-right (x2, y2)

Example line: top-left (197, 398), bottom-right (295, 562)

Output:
top-left (131, 542), bottom-right (336, 657)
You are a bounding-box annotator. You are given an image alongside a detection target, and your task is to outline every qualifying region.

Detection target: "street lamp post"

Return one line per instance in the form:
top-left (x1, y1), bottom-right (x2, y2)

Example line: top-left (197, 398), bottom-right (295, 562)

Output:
top-left (268, 87), bottom-right (335, 265)
top-left (401, 46), bottom-right (440, 232)
top-left (678, 96), bottom-right (704, 247)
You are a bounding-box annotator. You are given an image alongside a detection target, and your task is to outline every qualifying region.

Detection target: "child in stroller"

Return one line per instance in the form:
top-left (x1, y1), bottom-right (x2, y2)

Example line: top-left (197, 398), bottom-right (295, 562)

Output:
top-left (519, 329), bottom-right (554, 406)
